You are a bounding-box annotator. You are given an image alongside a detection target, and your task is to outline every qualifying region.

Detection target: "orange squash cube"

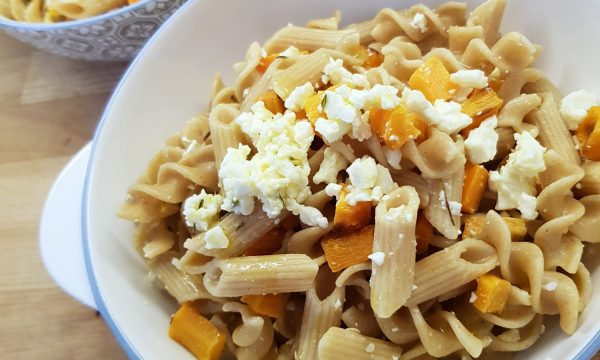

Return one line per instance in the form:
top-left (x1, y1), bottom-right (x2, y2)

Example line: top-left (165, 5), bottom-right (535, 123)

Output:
top-left (334, 186), bottom-right (372, 232)
top-left (576, 106), bottom-right (600, 161)
top-left (461, 163), bottom-right (489, 214)
top-left (169, 303), bottom-right (226, 360)
top-left (241, 293), bottom-right (286, 318)
top-left (473, 274), bottom-right (512, 314)
top-left (257, 91), bottom-right (285, 114)
top-left (321, 225), bottom-right (375, 272)
top-left (256, 53), bottom-right (279, 74)
top-left (408, 57), bottom-right (456, 102)
top-left (461, 88), bottom-right (504, 136)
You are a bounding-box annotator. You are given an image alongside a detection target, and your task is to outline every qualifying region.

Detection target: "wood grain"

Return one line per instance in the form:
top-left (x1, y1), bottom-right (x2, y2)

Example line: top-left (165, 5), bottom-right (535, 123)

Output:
top-left (0, 32), bottom-right (127, 360)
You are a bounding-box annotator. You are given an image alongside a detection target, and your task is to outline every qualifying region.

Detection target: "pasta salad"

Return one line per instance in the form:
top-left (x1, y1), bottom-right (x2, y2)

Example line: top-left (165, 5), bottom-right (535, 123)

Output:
top-left (118, 0), bottom-right (600, 358)
top-left (0, 0), bottom-right (138, 23)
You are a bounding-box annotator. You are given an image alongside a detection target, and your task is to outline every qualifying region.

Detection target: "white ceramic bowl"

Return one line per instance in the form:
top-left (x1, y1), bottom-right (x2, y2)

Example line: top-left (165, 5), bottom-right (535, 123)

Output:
top-left (0, 0), bottom-right (185, 61)
top-left (83, 0), bottom-right (600, 358)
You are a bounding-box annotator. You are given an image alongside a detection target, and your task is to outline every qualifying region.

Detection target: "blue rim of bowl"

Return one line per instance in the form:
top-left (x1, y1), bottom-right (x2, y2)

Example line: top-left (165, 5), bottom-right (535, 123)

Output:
top-left (0, 0), bottom-right (156, 29)
top-left (80, 0), bottom-right (600, 358)
top-left (80, 0), bottom-right (197, 358)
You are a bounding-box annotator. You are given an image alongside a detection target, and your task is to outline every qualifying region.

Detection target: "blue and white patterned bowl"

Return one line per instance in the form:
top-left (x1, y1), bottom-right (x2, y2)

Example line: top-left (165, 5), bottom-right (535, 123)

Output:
top-left (0, 0), bottom-right (185, 62)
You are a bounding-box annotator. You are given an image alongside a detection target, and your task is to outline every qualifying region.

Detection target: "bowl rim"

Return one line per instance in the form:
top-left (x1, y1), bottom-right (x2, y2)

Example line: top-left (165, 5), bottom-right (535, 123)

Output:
top-left (81, 0), bottom-right (198, 358)
top-left (80, 0), bottom-right (600, 359)
top-left (0, 0), bottom-right (158, 30)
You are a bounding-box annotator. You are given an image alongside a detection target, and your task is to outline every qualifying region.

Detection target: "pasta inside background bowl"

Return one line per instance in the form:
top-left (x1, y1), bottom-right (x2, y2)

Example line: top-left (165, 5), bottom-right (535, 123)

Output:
top-left (0, 0), bottom-right (185, 61)
top-left (83, 0), bottom-right (600, 358)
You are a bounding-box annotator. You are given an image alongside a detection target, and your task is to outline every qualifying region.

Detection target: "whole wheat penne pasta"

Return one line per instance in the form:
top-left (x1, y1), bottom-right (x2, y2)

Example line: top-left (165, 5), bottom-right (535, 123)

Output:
top-left (203, 254), bottom-right (318, 297)
top-left (208, 103), bottom-right (243, 170)
top-left (264, 26), bottom-right (355, 53)
top-left (406, 239), bottom-right (498, 306)
top-left (318, 327), bottom-right (403, 360)
top-left (272, 49), bottom-right (330, 99)
top-left (370, 186), bottom-right (420, 318)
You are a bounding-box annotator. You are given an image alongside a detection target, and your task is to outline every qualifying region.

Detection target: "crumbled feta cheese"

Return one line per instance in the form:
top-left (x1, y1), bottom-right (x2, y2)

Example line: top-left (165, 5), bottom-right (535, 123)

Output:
top-left (315, 117), bottom-right (352, 143)
top-left (489, 131), bottom-right (546, 211)
top-left (518, 193), bottom-right (538, 220)
top-left (284, 82), bottom-right (314, 111)
top-left (182, 189), bottom-right (224, 231)
top-left (469, 292), bottom-right (478, 303)
top-left (542, 282), bottom-right (558, 292)
top-left (434, 99), bottom-right (473, 134)
top-left (450, 69), bottom-right (488, 89)
top-left (348, 84), bottom-right (401, 110)
top-left (353, 111), bottom-right (373, 141)
top-left (464, 116), bottom-right (498, 164)
top-left (365, 343), bottom-right (375, 353)
top-left (560, 90), bottom-right (598, 130)
top-left (204, 226), bottom-right (229, 249)
top-left (324, 87), bottom-right (360, 124)
top-left (314, 147), bottom-right (349, 184)
top-left (322, 58), bottom-right (370, 88)
top-left (278, 46), bottom-right (302, 58)
top-left (410, 12), bottom-right (428, 33)
top-left (334, 298), bottom-right (342, 309)
top-left (345, 156), bottom-right (395, 205)
top-left (448, 201), bottom-right (462, 216)
top-left (383, 146), bottom-right (402, 170)
top-left (220, 103), bottom-right (326, 227)
top-left (325, 183), bottom-right (343, 199)
top-left (368, 251), bottom-right (386, 266)
top-left (401, 87), bottom-right (440, 125)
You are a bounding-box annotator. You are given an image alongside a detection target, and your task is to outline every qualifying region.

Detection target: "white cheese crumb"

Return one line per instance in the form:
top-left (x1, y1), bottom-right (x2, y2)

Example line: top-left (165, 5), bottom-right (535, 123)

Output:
top-left (465, 116), bottom-right (498, 164)
top-left (410, 12), bottom-right (428, 33)
top-left (517, 193), bottom-right (538, 220)
top-left (450, 69), bottom-right (488, 89)
top-left (182, 189), bottom-right (223, 231)
top-left (412, 284), bottom-right (418, 290)
top-left (560, 90), bottom-right (598, 130)
top-left (448, 201), bottom-right (462, 216)
top-left (368, 251), bottom-right (386, 266)
top-left (401, 88), bottom-right (440, 125)
top-left (469, 292), bottom-right (478, 303)
top-left (345, 156), bottom-right (395, 205)
top-left (542, 282), bottom-right (558, 292)
top-left (383, 146), bottom-right (402, 170)
top-left (322, 57), bottom-right (370, 88)
top-left (335, 298), bottom-right (342, 310)
top-left (325, 183), bottom-right (343, 199)
top-left (315, 117), bottom-right (352, 143)
top-left (489, 131), bottom-right (546, 211)
top-left (348, 84), bottom-right (401, 110)
top-left (204, 226), bottom-right (230, 249)
top-left (365, 343), bottom-right (375, 353)
top-left (314, 147), bottom-right (349, 184)
top-left (284, 82), bottom-right (314, 111)
top-left (278, 46), bottom-right (302, 58)
top-left (434, 99), bottom-right (473, 134)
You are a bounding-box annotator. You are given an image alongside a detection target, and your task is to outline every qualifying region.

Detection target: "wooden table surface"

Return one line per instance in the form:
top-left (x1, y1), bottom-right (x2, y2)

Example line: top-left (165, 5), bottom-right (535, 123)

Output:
top-left (0, 32), bottom-right (127, 359)
top-left (1, 30), bottom-right (599, 360)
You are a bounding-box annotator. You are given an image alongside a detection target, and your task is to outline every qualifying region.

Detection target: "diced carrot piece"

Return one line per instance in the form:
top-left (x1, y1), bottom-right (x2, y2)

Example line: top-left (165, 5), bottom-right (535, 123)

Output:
top-left (415, 213), bottom-right (433, 255)
top-left (473, 274), bottom-right (512, 314)
top-left (461, 163), bottom-right (489, 214)
top-left (408, 57), bottom-right (456, 102)
top-left (241, 293), bottom-right (286, 318)
top-left (169, 302), bottom-right (226, 360)
top-left (322, 225), bottom-right (375, 272)
top-left (369, 106), bottom-right (428, 150)
top-left (463, 214), bottom-right (527, 241)
top-left (256, 53), bottom-right (279, 75)
top-left (304, 92), bottom-right (326, 125)
top-left (461, 88), bottom-right (504, 136)
top-left (242, 227), bottom-right (286, 256)
top-left (576, 106), bottom-right (600, 161)
top-left (334, 186), bottom-right (372, 232)
top-left (257, 91), bottom-right (285, 114)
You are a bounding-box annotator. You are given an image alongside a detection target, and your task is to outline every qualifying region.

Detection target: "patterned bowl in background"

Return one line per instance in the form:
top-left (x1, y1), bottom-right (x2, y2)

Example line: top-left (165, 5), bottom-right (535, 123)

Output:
top-left (0, 0), bottom-right (186, 62)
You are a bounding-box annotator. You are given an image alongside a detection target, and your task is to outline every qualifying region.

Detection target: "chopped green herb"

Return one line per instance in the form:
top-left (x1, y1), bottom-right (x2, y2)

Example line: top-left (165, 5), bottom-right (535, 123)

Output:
top-left (321, 94), bottom-right (328, 109)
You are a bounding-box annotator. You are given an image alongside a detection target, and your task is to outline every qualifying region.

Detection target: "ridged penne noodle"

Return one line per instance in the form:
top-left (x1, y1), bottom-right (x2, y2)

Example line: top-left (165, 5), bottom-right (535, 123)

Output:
top-left (318, 327), bottom-right (403, 360)
top-left (185, 206), bottom-right (288, 258)
top-left (272, 49), bottom-right (330, 99)
top-left (203, 254), bottom-right (318, 297)
top-left (526, 92), bottom-right (580, 165)
top-left (265, 26), bottom-right (355, 53)
top-left (294, 285), bottom-right (344, 360)
top-left (208, 103), bottom-right (243, 170)
top-left (406, 239), bottom-right (498, 306)
top-left (147, 252), bottom-right (214, 303)
top-left (370, 186), bottom-right (420, 318)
